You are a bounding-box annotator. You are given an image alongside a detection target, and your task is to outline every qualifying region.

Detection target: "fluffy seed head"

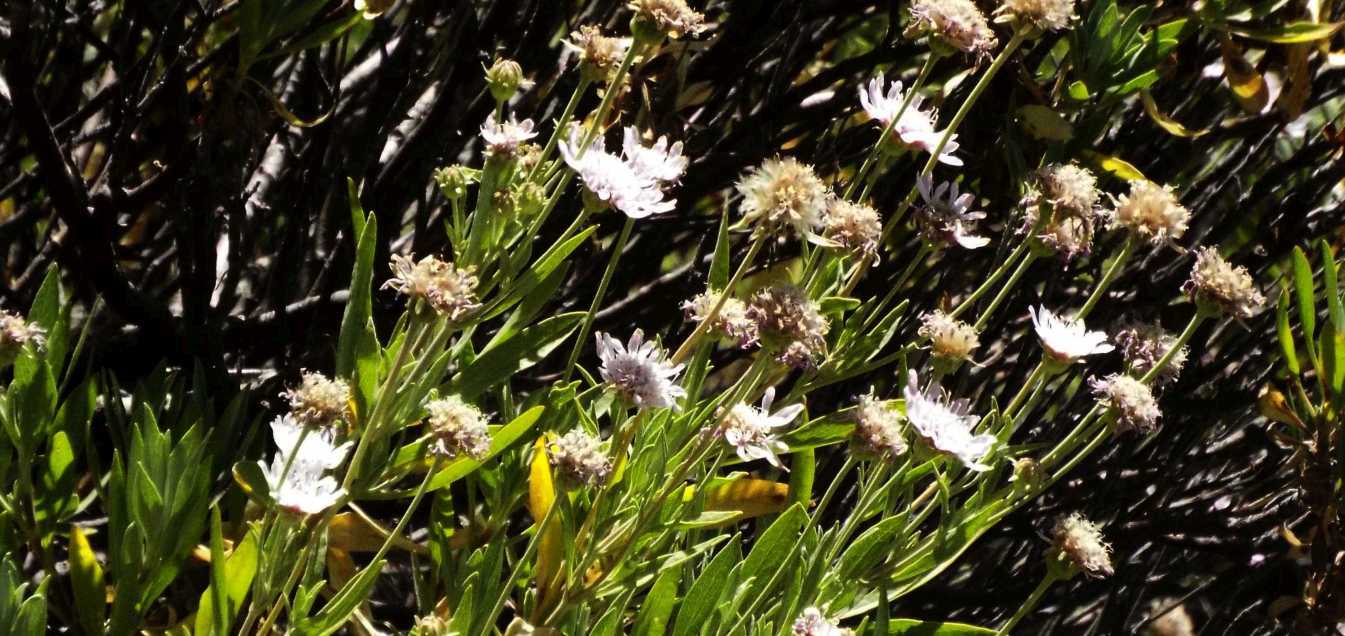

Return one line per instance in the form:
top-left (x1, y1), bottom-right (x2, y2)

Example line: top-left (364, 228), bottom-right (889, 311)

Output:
top-left (565, 25), bottom-right (632, 82)
top-left (1022, 164), bottom-right (1099, 260)
top-left (385, 255), bottom-right (481, 322)
top-left (0, 310), bottom-right (46, 368)
top-left (425, 396), bottom-right (491, 460)
top-left (1183, 247), bottom-right (1265, 319)
top-left (737, 157), bottom-right (831, 242)
top-left (792, 607), bottom-right (853, 636)
top-left (823, 200), bottom-right (882, 258)
top-left (283, 372), bottom-right (352, 428)
top-left (682, 291), bottom-right (759, 348)
top-left (994, 0), bottom-right (1078, 34)
top-left (549, 430), bottom-right (612, 489)
top-left (1109, 180), bottom-right (1190, 244)
top-left (1113, 322), bottom-right (1188, 385)
top-left (1051, 512), bottom-right (1113, 578)
top-left (907, 0), bottom-right (998, 56)
top-left (919, 310), bottom-right (980, 362)
top-left (1091, 374), bottom-right (1161, 434)
top-left (628, 0), bottom-right (707, 40)
top-left (851, 393), bottom-right (907, 462)
top-left (485, 57), bottom-right (531, 104)
top-left (747, 285), bottom-right (829, 366)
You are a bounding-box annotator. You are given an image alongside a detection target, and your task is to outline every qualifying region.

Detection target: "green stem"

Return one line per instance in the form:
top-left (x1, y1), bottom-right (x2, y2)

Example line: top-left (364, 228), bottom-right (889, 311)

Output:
top-left (997, 573), bottom-right (1058, 635)
top-left (949, 238), bottom-right (1031, 319)
top-left (1076, 237), bottom-right (1134, 320)
top-left (484, 495), bottom-right (560, 630)
top-left (563, 216), bottom-right (635, 382)
top-left (671, 235), bottom-right (765, 363)
top-left (526, 78), bottom-right (592, 183)
top-left (973, 252), bottom-right (1037, 331)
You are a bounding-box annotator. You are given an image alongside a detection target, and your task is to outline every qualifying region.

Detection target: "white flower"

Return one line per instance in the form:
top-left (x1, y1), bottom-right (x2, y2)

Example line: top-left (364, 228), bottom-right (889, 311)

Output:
top-left (902, 370), bottom-right (994, 471)
top-left (560, 127), bottom-right (677, 219)
top-left (857, 74), bottom-right (962, 166)
top-left (480, 113), bottom-right (537, 157)
top-left (1029, 305), bottom-right (1114, 364)
top-left (622, 128), bottom-right (688, 184)
top-left (595, 330), bottom-right (686, 410)
top-left (915, 175), bottom-right (989, 249)
top-left (263, 415), bottom-right (352, 514)
top-left (793, 607), bottom-right (853, 636)
top-left (718, 387), bottom-right (804, 469)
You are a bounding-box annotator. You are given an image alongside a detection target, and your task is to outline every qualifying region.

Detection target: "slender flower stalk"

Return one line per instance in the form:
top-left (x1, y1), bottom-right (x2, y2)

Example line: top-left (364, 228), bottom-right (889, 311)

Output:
top-left (563, 217), bottom-right (636, 381)
top-left (671, 235), bottom-right (766, 363)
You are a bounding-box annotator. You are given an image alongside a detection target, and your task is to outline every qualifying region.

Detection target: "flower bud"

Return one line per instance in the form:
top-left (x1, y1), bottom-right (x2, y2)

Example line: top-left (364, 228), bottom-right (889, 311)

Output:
top-left (485, 57), bottom-right (530, 104)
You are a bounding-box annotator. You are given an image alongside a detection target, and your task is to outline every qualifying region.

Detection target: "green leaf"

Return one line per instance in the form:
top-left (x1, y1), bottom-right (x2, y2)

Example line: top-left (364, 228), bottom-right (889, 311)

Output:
top-left (1277, 290), bottom-right (1300, 375)
top-left (480, 226), bottom-right (597, 321)
top-left (889, 619), bottom-right (997, 635)
top-left (1321, 321), bottom-right (1345, 398)
top-left (1067, 80), bottom-right (1091, 101)
top-left (737, 503), bottom-right (807, 601)
top-left (789, 449), bottom-right (815, 507)
top-left (1016, 105), bottom-right (1074, 141)
top-left (35, 431), bottom-right (78, 527)
top-left (671, 538), bottom-right (740, 636)
top-left (450, 313), bottom-right (584, 400)
top-left (1320, 239), bottom-right (1343, 331)
top-left (336, 212), bottom-right (380, 410)
top-left (1292, 247), bottom-right (1318, 354)
top-left (1224, 20), bottom-right (1344, 44)
top-left (633, 565), bottom-right (682, 636)
top-left (194, 517), bottom-right (259, 636)
top-left (69, 525), bottom-right (106, 635)
top-left (838, 514), bottom-right (906, 581)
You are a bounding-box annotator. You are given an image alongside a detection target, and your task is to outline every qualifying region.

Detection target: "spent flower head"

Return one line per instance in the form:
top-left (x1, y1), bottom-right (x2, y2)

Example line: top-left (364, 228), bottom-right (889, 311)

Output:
top-left (915, 175), bottom-right (990, 250)
top-left (549, 429), bottom-right (612, 489)
top-left (385, 254), bottom-right (481, 321)
top-left (736, 157), bottom-right (831, 242)
top-left (425, 396), bottom-right (492, 460)
top-left (1109, 180), bottom-right (1189, 245)
top-left (1114, 322), bottom-right (1188, 385)
top-left (595, 330), bottom-right (686, 410)
top-left (682, 291), bottom-right (759, 348)
top-left (851, 392), bottom-right (908, 462)
top-left (263, 415), bottom-right (351, 514)
top-left (283, 372), bottom-right (352, 429)
top-left (858, 75), bottom-right (962, 166)
top-left (747, 284), bottom-right (829, 368)
top-left (560, 126), bottom-right (680, 218)
top-left (903, 370), bottom-right (995, 471)
top-left (1029, 305), bottom-right (1114, 365)
top-left (0, 310), bottom-right (46, 368)
top-left (919, 310), bottom-right (980, 362)
top-left (628, 0), bottom-right (707, 41)
top-left (792, 607), bottom-right (853, 636)
top-left (994, 0), bottom-right (1077, 35)
top-left (1091, 374), bottom-right (1161, 434)
top-left (1183, 247), bottom-right (1265, 319)
top-left (823, 200), bottom-right (883, 258)
top-left (565, 25), bottom-right (632, 82)
top-left (1050, 512), bottom-right (1114, 578)
top-left (1022, 163), bottom-right (1099, 260)
top-left (717, 387), bottom-right (804, 470)
top-left (907, 0), bottom-right (998, 57)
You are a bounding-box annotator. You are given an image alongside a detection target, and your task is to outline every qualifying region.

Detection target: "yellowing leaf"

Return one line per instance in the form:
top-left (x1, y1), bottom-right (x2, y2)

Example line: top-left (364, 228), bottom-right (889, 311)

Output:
top-left (329, 512), bottom-right (420, 553)
top-left (1081, 150), bottom-right (1146, 181)
top-left (1140, 91), bottom-right (1209, 138)
top-left (1016, 105), bottom-right (1074, 141)
top-left (69, 525), bottom-right (106, 636)
top-left (682, 476), bottom-right (791, 527)
top-left (1220, 37), bottom-right (1274, 114)
top-left (528, 435), bottom-right (563, 613)
top-left (1225, 20), bottom-right (1344, 44)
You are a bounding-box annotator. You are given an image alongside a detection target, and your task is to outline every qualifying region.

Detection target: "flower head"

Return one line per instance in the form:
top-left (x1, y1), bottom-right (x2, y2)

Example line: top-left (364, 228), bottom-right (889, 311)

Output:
top-left (1113, 322), bottom-right (1188, 385)
top-left (994, 0), bottom-right (1077, 34)
top-left (1050, 512), bottom-right (1113, 578)
top-left (1182, 247), bottom-right (1265, 319)
top-left (1108, 180), bottom-right (1189, 245)
top-left (914, 175), bottom-right (989, 249)
top-left (1021, 164), bottom-right (1099, 260)
top-left (822, 200), bottom-right (883, 258)
top-left (628, 0), bottom-right (707, 41)
top-left (918, 310), bottom-right (980, 362)
top-left (792, 607), bottom-right (853, 636)
top-left (903, 370), bottom-right (995, 471)
top-left (283, 372), bottom-right (352, 429)
top-left (0, 310), bottom-right (46, 368)
top-left (425, 396), bottom-right (492, 459)
top-left (385, 254), bottom-right (481, 321)
top-left (481, 113), bottom-right (538, 158)
top-left (1029, 305), bottom-right (1114, 364)
top-left (595, 330), bottom-right (686, 410)
top-left (560, 126), bottom-right (678, 219)
top-left (485, 57), bottom-right (532, 104)
top-left (907, 0), bottom-right (998, 57)
top-left (682, 291), bottom-right (759, 348)
top-left (564, 25), bottom-right (632, 82)
top-left (263, 415), bottom-right (351, 514)
top-left (1091, 374), bottom-right (1161, 434)
top-left (736, 157), bottom-right (831, 241)
top-left (549, 429), bottom-right (612, 489)
top-left (717, 387), bottom-right (803, 469)
top-left (858, 75), bottom-right (962, 166)
top-left (622, 128), bottom-right (688, 184)
top-left (851, 393), bottom-right (907, 462)
top-left (747, 285), bottom-right (829, 368)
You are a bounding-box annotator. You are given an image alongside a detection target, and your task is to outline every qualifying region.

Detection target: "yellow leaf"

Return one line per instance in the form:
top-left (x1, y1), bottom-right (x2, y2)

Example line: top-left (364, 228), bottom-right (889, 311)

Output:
top-left (1220, 37), bottom-right (1273, 114)
top-left (1016, 104), bottom-right (1074, 141)
top-left (683, 476), bottom-right (791, 526)
top-left (528, 435), bottom-right (563, 614)
top-left (1081, 150), bottom-right (1146, 181)
top-left (1140, 91), bottom-right (1209, 138)
top-left (69, 525), bottom-right (106, 636)
top-left (1257, 384), bottom-right (1305, 430)
top-left (327, 547), bottom-right (358, 590)
top-left (329, 512), bottom-right (421, 553)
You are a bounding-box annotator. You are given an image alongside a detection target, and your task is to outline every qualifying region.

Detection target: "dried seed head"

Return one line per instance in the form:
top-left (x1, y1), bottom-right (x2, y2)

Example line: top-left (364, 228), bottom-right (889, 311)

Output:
top-left (1091, 374), bottom-right (1161, 434)
top-left (823, 200), bottom-right (882, 258)
top-left (994, 0), bottom-right (1077, 35)
top-left (283, 372), bottom-right (352, 429)
top-left (907, 0), bottom-right (998, 57)
top-left (792, 607), bottom-right (853, 636)
top-left (565, 25), bottom-right (632, 83)
top-left (1022, 164), bottom-right (1099, 260)
top-left (1113, 322), bottom-right (1188, 385)
top-left (1183, 247), bottom-right (1265, 319)
top-left (737, 157), bottom-right (831, 242)
top-left (1051, 512), bottom-right (1113, 578)
top-left (1109, 180), bottom-right (1190, 245)
top-left (485, 57), bottom-right (531, 104)
top-left (918, 310), bottom-right (979, 362)
top-left (1144, 599), bottom-right (1196, 636)
top-left (0, 310), bottom-right (46, 368)
top-left (747, 285), bottom-right (828, 366)
top-left (549, 429), bottom-right (612, 489)
top-left (385, 255), bottom-right (481, 322)
top-left (628, 0), bottom-right (707, 41)
top-left (851, 393), bottom-right (907, 462)
top-left (425, 396), bottom-right (491, 460)
top-left (682, 291), bottom-right (759, 348)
